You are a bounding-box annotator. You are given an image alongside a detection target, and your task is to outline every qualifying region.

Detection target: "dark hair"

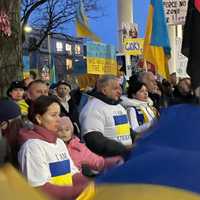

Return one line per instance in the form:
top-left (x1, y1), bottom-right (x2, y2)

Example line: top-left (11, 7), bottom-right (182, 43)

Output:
top-left (127, 80), bottom-right (145, 98)
top-left (28, 95), bottom-right (60, 124)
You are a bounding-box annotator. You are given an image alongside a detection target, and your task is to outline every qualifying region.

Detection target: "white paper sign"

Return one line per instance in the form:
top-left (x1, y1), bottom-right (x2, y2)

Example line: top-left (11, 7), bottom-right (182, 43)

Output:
top-left (163, 0), bottom-right (189, 25)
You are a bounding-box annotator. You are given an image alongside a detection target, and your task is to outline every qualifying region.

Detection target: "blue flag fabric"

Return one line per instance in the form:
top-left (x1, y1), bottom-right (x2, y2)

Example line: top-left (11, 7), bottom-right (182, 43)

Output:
top-left (94, 104), bottom-right (200, 199)
top-left (151, 0), bottom-right (171, 55)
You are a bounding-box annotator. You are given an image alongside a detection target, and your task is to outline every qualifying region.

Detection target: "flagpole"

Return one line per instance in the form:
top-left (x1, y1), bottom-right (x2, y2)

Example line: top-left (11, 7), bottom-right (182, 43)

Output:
top-left (143, 59), bottom-right (148, 72)
top-left (167, 25), bottom-right (176, 74)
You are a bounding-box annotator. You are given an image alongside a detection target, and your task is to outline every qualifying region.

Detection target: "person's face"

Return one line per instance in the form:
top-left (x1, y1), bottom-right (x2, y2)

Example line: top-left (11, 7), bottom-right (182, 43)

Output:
top-left (58, 128), bottom-right (72, 142)
top-left (36, 103), bottom-right (61, 133)
top-left (28, 83), bottom-right (49, 101)
top-left (57, 84), bottom-right (70, 98)
top-left (135, 85), bottom-right (148, 102)
top-left (57, 117), bottom-right (73, 141)
top-left (170, 74), bottom-right (177, 86)
top-left (144, 73), bottom-right (157, 93)
top-left (102, 79), bottom-right (122, 101)
top-left (10, 88), bottom-right (24, 101)
top-left (178, 79), bottom-right (191, 95)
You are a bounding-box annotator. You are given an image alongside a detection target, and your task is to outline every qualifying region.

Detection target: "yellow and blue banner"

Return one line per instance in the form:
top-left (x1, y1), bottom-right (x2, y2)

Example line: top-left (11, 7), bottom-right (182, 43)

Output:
top-left (123, 38), bottom-right (144, 56)
top-left (76, 0), bottom-right (100, 42)
top-left (78, 104), bottom-right (200, 200)
top-left (86, 42), bottom-right (117, 75)
top-left (143, 0), bottom-right (171, 78)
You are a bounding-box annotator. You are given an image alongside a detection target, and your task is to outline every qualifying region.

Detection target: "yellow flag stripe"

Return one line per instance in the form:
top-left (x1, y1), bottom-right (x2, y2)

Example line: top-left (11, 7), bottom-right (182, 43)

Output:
top-left (49, 173), bottom-right (73, 186)
top-left (116, 124), bottom-right (130, 136)
top-left (93, 184), bottom-right (200, 200)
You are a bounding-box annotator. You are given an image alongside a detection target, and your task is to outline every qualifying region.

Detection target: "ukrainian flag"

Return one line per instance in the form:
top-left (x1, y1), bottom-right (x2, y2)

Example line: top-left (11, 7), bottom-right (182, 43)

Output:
top-left (49, 159), bottom-right (73, 186)
top-left (143, 0), bottom-right (171, 78)
top-left (76, 0), bottom-right (100, 42)
top-left (113, 115), bottom-right (130, 137)
top-left (78, 104), bottom-right (200, 200)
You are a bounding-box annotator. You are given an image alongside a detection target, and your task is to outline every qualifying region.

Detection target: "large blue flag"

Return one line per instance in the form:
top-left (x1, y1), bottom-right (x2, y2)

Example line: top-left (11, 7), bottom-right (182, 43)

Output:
top-left (78, 104), bottom-right (200, 200)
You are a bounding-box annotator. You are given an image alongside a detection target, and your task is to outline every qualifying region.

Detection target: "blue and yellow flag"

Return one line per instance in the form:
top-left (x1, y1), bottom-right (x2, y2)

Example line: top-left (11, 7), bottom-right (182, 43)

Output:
top-left (76, 0), bottom-right (100, 42)
top-left (78, 104), bottom-right (200, 200)
top-left (143, 0), bottom-right (171, 78)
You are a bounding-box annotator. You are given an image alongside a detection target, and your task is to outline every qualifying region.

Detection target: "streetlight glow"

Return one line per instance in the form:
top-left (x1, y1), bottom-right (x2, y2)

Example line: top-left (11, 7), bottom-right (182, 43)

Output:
top-left (24, 25), bottom-right (32, 33)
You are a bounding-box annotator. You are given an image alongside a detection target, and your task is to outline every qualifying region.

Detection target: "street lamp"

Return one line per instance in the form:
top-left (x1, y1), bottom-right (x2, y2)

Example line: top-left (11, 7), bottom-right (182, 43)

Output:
top-left (24, 25), bottom-right (32, 33)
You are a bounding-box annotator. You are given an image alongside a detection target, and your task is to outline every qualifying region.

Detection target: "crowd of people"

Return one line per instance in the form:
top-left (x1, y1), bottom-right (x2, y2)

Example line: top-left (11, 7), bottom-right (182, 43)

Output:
top-left (0, 70), bottom-right (198, 200)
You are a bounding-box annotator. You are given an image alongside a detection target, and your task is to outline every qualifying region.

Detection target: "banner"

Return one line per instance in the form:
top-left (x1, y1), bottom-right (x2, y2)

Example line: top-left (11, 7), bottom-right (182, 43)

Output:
top-left (123, 38), bottom-right (144, 56)
top-left (163, 0), bottom-right (189, 25)
top-left (176, 37), bottom-right (189, 77)
top-left (86, 42), bottom-right (117, 75)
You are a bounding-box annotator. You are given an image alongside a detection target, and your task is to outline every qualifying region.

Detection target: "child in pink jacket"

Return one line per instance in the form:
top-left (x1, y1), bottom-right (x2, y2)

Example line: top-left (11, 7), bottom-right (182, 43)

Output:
top-left (58, 117), bottom-right (123, 173)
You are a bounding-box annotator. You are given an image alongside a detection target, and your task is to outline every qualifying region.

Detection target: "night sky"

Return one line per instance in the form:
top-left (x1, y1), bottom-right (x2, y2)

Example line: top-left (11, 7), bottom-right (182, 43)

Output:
top-left (67, 0), bottom-right (150, 48)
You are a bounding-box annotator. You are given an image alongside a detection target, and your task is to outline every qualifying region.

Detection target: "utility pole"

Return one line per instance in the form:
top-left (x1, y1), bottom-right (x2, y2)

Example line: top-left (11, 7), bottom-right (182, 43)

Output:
top-left (117, 0), bottom-right (134, 78)
top-left (117, 0), bottom-right (133, 53)
top-left (48, 32), bottom-right (52, 68)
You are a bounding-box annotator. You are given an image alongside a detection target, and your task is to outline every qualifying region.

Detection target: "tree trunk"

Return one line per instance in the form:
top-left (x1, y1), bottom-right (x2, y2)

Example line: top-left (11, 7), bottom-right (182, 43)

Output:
top-left (0, 0), bottom-right (22, 97)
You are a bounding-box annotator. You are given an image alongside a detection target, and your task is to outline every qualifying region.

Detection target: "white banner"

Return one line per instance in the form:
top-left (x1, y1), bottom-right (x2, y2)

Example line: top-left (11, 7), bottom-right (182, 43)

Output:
top-left (163, 0), bottom-right (189, 25)
top-left (176, 37), bottom-right (189, 77)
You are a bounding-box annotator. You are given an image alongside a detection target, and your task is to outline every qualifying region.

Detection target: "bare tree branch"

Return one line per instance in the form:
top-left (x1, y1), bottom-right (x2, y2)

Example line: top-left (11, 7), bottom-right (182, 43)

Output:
top-left (21, 0), bottom-right (103, 51)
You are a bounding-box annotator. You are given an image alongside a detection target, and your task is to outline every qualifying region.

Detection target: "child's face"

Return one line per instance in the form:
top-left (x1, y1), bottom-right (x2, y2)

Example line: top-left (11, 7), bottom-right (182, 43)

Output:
top-left (58, 127), bottom-right (72, 142)
top-left (58, 116), bottom-right (74, 142)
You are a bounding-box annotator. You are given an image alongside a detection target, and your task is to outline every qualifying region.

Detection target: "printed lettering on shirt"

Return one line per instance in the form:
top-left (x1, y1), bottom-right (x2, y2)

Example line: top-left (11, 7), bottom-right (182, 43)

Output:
top-left (55, 152), bottom-right (68, 161)
top-left (117, 135), bottom-right (131, 141)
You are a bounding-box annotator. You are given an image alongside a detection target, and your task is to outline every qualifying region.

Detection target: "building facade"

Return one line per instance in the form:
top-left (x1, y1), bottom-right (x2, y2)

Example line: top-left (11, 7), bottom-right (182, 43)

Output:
top-left (23, 30), bottom-right (86, 81)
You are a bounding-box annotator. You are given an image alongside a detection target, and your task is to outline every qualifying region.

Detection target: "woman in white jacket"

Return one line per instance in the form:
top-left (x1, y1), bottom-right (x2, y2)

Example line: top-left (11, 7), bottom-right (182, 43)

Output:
top-left (121, 80), bottom-right (158, 133)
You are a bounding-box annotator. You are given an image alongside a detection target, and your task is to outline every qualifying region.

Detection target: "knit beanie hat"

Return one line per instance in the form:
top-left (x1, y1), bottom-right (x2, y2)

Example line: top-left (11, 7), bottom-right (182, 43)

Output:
top-left (0, 99), bottom-right (21, 122)
top-left (58, 116), bottom-right (74, 142)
